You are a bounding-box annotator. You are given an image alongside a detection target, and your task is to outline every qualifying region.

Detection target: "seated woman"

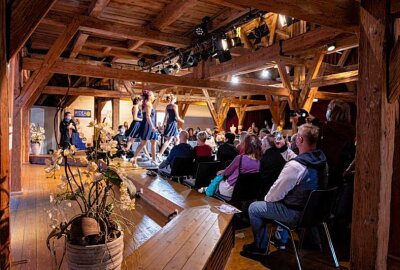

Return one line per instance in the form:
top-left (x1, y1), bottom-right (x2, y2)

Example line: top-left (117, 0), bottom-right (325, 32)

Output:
top-left (236, 131), bottom-right (248, 155)
top-left (200, 134), bottom-right (262, 199)
top-left (194, 131), bottom-right (213, 158)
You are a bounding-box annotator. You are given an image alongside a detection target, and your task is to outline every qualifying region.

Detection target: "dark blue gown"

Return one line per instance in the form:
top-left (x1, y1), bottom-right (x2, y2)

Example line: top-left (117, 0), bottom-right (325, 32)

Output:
top-left (164, 106), bottom-right (179, 137)
top-left (139, 108), bottom-right (158, 140)
top-left (126, 107), bottom-right (142, 139)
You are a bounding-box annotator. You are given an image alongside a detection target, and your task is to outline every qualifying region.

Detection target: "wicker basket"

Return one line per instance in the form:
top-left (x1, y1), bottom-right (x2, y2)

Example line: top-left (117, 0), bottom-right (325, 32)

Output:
top-left (66, 232), bottom-right (124, 270)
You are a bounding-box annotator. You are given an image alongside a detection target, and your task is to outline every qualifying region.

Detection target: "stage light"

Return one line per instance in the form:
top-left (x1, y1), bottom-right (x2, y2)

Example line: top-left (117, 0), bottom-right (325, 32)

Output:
top-left (137, 57), bottom-right (146, 68)
top-left (230, 36), bottom-right (243, 47)
top-left (279, 15), bottom-right (287, 27)
top-left (212, 50), bottom-right (232, 63)
top-left (313, 98), bottom-right (319, 103)
top-left (221, 38), bottom-right (229, 51)
top-left (231, 75), bottom-right (239, 84)
top-left (261, 69), bottom-right (271, 79)
top-left (327, 43), bottom-right (336, 52)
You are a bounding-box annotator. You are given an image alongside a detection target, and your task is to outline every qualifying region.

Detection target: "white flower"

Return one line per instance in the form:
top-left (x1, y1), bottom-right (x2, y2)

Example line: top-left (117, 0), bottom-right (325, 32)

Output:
top-left (93, 172), bottom-right (103, 182)
top-left (79, 157), bottom-right (89, 166)
top-left (87, 162), bottom-right (98, 172)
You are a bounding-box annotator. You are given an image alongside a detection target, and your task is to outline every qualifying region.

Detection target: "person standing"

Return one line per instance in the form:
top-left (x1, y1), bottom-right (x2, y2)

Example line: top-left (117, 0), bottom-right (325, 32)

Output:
top-left (158, 94), bottom-right (184, 159)
top-left (59, 112), bottom-right (77, 149)
top-left (132, 90), bottom-right (159, 168)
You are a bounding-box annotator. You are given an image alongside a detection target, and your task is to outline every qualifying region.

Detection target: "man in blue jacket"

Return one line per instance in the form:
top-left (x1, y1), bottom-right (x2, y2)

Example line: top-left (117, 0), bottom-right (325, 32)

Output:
top-left (242, 123), bottom-right (328, 255)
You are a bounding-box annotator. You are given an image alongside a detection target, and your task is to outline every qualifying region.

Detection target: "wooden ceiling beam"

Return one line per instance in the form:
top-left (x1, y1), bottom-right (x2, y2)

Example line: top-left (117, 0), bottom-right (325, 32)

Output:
top-left (15, 17), bottom-right (81, 109)
top-left (310, 70), bottom-right (358, 88)
top-left (9, 0), bottom-right (57, 59)
top-left (45, 11), bottom-right (191, 48)
top-left (25, 57), bottom-right (290, 96)
top-left (69, 32), bottom-right (89, 58)
top-left (152, 0), bottom-right (198, 31)
top-left (221, 0), bottom-right (359, 32)
top-left (87, 0), bottom-right (110, 17)
top-left (314, 91), bottom-right (356, 102)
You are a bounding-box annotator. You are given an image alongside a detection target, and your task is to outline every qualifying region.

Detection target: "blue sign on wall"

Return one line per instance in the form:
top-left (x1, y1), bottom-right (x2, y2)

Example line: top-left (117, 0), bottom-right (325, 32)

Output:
top-left (74, 109), bottom-right (92, 118)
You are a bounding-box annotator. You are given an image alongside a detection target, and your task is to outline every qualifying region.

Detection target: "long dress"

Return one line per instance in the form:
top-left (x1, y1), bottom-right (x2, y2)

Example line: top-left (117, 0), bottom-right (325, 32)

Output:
top-left (126, 106), bottom-right (142, 139)
top-left (163, 106), bottom-right (179, 137)
top-left (139, 108), bottom-right (158, 140)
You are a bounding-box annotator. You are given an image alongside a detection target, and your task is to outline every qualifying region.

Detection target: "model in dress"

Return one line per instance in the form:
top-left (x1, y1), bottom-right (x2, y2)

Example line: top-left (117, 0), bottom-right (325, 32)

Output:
top-left (158, 94), bottom-right (184, 158)
top-left (132, 90), bottom-right (159, 167)
top-left (124, 95), bottom-right (150, 159)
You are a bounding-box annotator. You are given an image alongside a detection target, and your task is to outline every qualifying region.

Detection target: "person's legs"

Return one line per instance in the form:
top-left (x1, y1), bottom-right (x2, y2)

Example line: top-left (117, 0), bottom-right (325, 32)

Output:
top-left (248, 202), bottom-right (301, 249)
top-left (132, 140), bottom-right (147, 166)
top-left (158, 136), bottom-right (172, 157)
top-left (150, 140), bottom-right (157, 162)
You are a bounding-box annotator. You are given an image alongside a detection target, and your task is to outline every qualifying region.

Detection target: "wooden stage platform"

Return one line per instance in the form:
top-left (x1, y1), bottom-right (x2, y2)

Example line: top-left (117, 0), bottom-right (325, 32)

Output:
top-left (10, 163), bottom-right (354, 270)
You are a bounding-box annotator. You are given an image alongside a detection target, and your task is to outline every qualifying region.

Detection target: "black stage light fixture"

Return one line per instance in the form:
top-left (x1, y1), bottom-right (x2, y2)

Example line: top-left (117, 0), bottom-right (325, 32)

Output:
top-left (137, 57), bottom-right (146, 68)
top-left (212, 50), bottom-right (232, 63)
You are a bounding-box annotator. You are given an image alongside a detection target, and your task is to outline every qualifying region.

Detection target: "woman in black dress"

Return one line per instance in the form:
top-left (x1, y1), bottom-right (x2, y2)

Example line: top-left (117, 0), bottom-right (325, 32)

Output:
top-left (158, 94), bottom-right (184, 158)
top-left (132, 90), bottom-right (159, 168)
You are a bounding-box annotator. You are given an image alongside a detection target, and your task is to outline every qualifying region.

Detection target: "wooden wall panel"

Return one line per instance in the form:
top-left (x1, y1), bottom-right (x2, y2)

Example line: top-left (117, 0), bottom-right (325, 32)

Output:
top-left (0, 0), bottom-right (11, 268)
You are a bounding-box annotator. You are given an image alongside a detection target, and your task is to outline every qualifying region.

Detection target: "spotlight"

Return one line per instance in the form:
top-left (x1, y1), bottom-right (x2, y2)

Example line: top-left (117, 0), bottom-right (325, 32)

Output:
top-left (212, 50), bottom-right (232, 63)
top-left (195, 26), bottom-right (205, 37)
top-left (278, 15), bottom-right (287, 27)
top-left (230, 36), bottom-right (243, 47)
top-left (231, 75), bottom-right (239, 84)
top-left (327, 43), bottom-right (336, 52)
top-left (161, 65), bottom-right (174, 74)
top-left (179, 51), bottom-right (199, 68)
top-left (216, 34), bottom-right (229, 51)
top-left (137, 57), bottom-right (146, 68)
top-left (261, 69), bottom-right (271, 79)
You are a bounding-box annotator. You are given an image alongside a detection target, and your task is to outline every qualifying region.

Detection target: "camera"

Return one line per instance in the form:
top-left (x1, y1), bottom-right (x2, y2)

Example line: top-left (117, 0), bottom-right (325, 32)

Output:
top-left (289, 109), bottom-right (309, 118)
top-left (275, 132), bottom-right (282, 141)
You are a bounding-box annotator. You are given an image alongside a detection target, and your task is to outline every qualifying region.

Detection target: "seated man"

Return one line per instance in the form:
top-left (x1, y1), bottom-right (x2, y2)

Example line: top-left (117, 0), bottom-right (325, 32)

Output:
top-left (113, 125), bottom-right (128, 158)
top-left (217, 132), bottom-right (239, 165)
top-left (242, 123), bottom-right (328, 256)
top-left (158, 130), bottom-right (194, 176)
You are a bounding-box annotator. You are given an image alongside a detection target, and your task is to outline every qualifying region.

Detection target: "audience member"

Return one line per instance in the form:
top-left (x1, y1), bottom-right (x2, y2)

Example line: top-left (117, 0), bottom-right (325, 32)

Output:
top-left (194, 131), bottom-right (213, 158)
top-left (158, 131), bottom-right (194, 176)
top-left (236, 131), bottom-right (248, 154)
top-left (259, 135), bottom-right (297, 196)
top-left (319, 99), bottom-right (355, 187)
top-left (187, 128), bottom-right (197, 141)
top-left (261, 134), bottom-right (275, 154)
top-left (290, 133), bottom-right (299, 155)
top-left (217, 132), bottom-right (239, 165)
top-left (203, 134), bottom-right (261, 199)
top-left (241, 123), bottom-right (328, 256)
top-left (258, 128), bottom-right (269, 140)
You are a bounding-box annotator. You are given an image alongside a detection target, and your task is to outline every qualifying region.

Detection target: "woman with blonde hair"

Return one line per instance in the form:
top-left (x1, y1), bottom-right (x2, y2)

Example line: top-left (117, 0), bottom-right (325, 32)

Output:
top-left (158, 94), bottom-right (184, 159)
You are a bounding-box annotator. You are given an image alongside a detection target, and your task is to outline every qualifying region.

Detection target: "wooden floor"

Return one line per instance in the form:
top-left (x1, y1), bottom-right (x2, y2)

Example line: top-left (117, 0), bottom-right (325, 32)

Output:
top-left (10, 164), bottom-right (352, 270)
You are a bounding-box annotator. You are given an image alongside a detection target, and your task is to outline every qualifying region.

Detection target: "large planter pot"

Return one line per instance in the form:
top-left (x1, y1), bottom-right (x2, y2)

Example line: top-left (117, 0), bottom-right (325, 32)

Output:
top-left (66, 232), bottom-right (124, 270)
top-left (31, 142), bottom-right (41, 155)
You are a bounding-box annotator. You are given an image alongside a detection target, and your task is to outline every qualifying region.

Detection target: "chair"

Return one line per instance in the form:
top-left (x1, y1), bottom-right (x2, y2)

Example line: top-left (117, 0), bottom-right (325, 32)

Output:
top-left (183, 161), bottom-right (221, 188)
top-left (169, 157), bottom-right (195, 182)
top-left (267, 187), bottom-right (339, 270)
top-left (214, 172), bottom-right (262, 206)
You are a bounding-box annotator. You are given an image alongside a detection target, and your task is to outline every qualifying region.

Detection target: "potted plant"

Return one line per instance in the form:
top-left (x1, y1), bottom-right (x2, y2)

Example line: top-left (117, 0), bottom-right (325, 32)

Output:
top-left (30, 123), bottom-right (45, 155)
top-left (45, 122), bottom-right (136, 269)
